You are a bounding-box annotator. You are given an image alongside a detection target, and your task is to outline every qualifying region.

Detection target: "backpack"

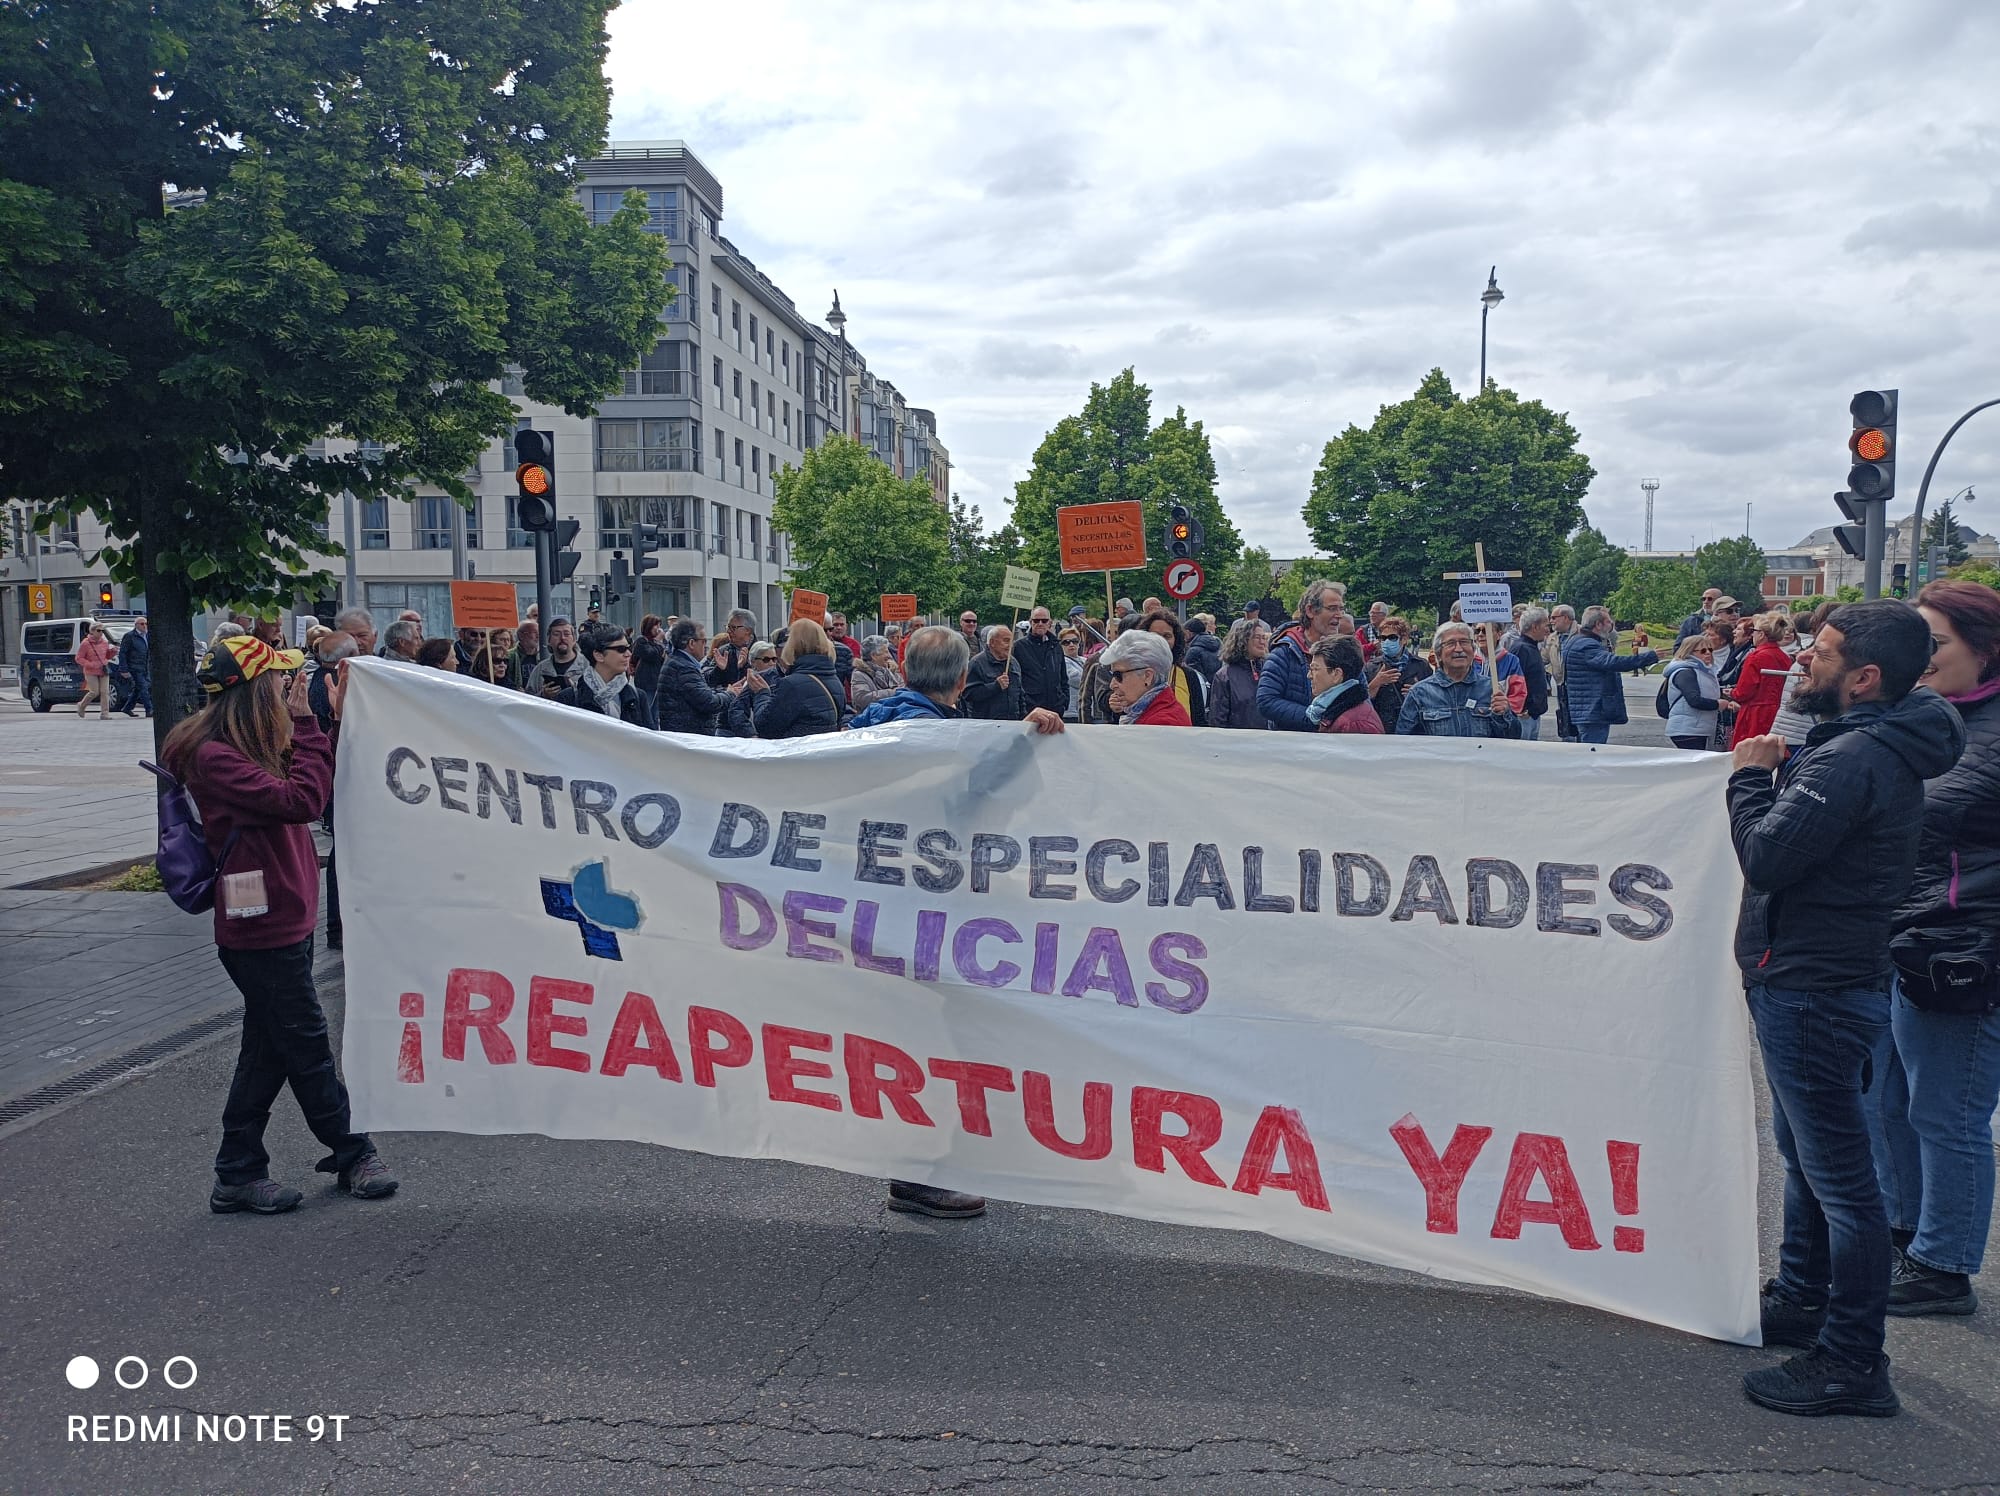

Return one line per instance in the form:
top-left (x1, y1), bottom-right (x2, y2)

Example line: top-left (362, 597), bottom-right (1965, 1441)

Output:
top-left (1654, 673), bottom-right (1673, 718)
top-left (141, 760), bottom-right (238, 914)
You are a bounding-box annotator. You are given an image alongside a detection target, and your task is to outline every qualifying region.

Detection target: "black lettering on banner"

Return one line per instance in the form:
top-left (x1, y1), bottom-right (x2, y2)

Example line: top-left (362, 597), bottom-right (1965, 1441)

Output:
top-left (1029, 837), bottom-right (1079, 901)
top-left (1298, 849), bottom-right (1323, 913)
top-left (969, 833), bottom-right (1021, 893)
top-left (773, 811), bottom-right (826, 873)
top-left (914, 829), bottom-right (964, 893)
top-left (523, 773), bottom-right (564, 830)
top-left (430, 757), bottom-right (471, 814)
top-left (569, 780), bottom-right (620, 840)
top-left (1334, 852), bottom-right (1390, 916)
top-left (1175, 843), bottom-right (1236, 909)
top-left (1465, 857), bottom-right (1530, 929)
top-left (1391, 855), bottom-right (1459, 924)
top-left (1537, 861), bottom-right (1601, 937)
top-left (1608, 863), bottom-right (1674, 940)
top-left (385, 747), bottom-right (430, 805)
top-left (1085, 840), bottom-right (1141, 903)
top-left (855, 822), bottom-right (908, 886)
top-left (476, 764), bottom-right (522, 824)
top-left (710, 802), bottom-right (770, 859)
top-left (620, 793), bottom-right (680, 850)
top-left (1242, 847), bottom-right (1293, 913)
top-left (1147, 842), bottom-right (1171, 907)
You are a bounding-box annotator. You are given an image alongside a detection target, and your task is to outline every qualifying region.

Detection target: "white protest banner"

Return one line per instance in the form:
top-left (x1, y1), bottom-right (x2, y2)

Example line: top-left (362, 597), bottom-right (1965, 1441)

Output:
top-left (337, 660), bottom-right (1759, 1343)
top-left (1457, 583), bottom-right (1515, 624)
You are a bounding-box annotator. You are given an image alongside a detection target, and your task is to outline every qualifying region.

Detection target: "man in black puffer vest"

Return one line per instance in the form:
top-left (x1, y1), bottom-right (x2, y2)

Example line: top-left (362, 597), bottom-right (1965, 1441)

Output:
top-left (1726, 600), bottom-right (1964, 1420)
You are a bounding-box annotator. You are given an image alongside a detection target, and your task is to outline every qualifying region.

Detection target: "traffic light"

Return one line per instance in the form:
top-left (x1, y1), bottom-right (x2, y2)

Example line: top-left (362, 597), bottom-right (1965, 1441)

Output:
top-left (97, 583), bottom-right (114, 608)
top-left (1848, 389), bottom-right (1898, 502)
top-left (1891, 562), bottom-right (1908, 597)
top-left (514, 429), bottom-right (556, 531)
top-left (1833, 490), bottom-right (1868, 559)
top-left (631, 521), bottom-right (664, 580)
top-left (588, 584), bottom-right (603, 612)
top-left (1925, 544), bottom-right (1949, 584)
top-left (607, 551), bottom-right (631, 600)
top-left (552, 517), bottom-right (582, 583)
top-left (1162, 504), bottom-right (1205, 559)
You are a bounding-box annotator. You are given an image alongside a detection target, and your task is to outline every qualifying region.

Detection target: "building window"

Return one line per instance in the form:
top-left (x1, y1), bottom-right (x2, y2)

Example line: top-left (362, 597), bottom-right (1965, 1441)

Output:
top-left (733, 438), bottom-right (744, 485)
top-left (750, 379), bottom-right (760, 429)
top-left (664, 266), bottom-right (696, 320)
top-left (360, 497), bottom-right (390, 550)
top-left (1773, 576), bottom-right (1788, 597)
top-left (749, 314), bottom-right (759, 352)
top-left (782, 400), bottom-right (791, 444)
top-left (592, 187), bottom-right (678, 238)
top-left (623, 340), bottom-right (688, 396)
top-left (417, 496), bottom-right (455, 549)
top-left (607, 494), bottom-right (703, 551)
top-left (731, 300), bottom-right (741, 350)
top-left (711, 285), bottom-right (722, 338)
top-left (751, 448), bottom-right (760, 493)
top-left (712, 356), bottom-right (723, 410)
top-left (596, 418), bottom-right (701, 471)
top-left (781, 343), bottom-right (790, 381)
top-left (714, 428), bottom-right (724, 465)
top-left (733, 370), bottom-right (743, 420)
top-left (712, 503), bottom-right (729, 554)
top-left (505, 496), bottom-right (534, 548)
top-left (768, 391), bottom-right (776, 431)
top-left (766, 329), bottom-right (775, 373)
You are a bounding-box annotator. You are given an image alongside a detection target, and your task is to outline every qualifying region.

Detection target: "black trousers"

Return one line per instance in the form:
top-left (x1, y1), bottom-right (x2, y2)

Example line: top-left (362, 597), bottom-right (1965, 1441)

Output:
top-left (214, 936), bottom-right (372, 1184)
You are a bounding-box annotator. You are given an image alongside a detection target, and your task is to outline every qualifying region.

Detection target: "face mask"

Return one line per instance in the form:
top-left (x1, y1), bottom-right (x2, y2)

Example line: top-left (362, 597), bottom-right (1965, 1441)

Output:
top-left (1381, 639), bottom-right (1403, 659)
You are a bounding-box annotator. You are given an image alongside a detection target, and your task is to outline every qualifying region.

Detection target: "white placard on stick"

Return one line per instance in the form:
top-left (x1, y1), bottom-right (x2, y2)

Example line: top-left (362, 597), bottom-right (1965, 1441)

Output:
top-left (1457, 583), bottom-right (1515, 624)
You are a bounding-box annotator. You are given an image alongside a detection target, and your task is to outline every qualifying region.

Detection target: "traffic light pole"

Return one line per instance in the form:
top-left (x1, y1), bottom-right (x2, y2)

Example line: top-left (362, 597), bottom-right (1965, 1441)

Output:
top-left (1908, 397), bottom-right (2000, 583)
top-left (534, 531), bottom-right (553, 638)
top-left (1863, 501), bottom-right (1886, 600)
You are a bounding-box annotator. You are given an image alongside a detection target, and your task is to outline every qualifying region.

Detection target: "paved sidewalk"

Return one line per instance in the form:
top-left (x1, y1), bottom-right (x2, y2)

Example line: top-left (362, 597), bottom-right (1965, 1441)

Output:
top-left (0, 707), bottom-right (160, 887)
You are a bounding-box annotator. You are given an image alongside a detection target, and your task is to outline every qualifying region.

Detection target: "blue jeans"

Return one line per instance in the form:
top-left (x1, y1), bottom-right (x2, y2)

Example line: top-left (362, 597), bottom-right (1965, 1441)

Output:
top-left (1520, 714), bottom-right (1542, 741)
top-left (1866, 978), bottom-right (2000, 1276)
top-left (1746, 982), bottom-right (1892, 1363)
top-left (1576, 722), bottom-right (1611, 744)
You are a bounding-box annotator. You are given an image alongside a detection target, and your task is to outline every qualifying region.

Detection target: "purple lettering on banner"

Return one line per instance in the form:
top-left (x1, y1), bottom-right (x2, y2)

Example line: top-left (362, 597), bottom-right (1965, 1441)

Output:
top-left (784, 890), bottom-right (847, 962)
top-left (717, 883), bottom-right (778, 951)
top-left (1032, 922), bottom-right (1061, 993)
top-left (1146, 933), bottom-right (1209, 1012)
top-left (1061, 926), bottom-right (1139, 1006)
top-left (850, 899), bottom-right (907, 976)
top-left (913, 909), bottom-right (947, 983)
top-left (952, 917), bottom-right (1023, 988)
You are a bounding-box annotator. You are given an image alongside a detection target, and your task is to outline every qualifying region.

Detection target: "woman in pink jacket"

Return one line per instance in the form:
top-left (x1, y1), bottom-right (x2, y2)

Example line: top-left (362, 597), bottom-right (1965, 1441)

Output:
top-left (74, 623), bottom-right (115, 719)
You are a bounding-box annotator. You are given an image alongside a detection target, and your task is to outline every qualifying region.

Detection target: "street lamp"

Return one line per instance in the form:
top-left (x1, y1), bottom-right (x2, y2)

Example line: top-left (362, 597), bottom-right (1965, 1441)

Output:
top-left (1478, 266), bottom-right (1504, 395)
top-left (825, 291), bottom-right (848, 441)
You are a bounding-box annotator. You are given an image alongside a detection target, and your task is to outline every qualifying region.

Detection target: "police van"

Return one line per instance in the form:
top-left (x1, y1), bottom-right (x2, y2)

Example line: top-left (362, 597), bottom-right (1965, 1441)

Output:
top-left (17, 613), bottom-right (141, 712)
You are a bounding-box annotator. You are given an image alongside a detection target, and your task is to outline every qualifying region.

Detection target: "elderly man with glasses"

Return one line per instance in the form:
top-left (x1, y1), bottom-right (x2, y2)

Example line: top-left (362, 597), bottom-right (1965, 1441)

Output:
top-left (1014, 605), bottom-right (1069, 717)
top-left (1395, 623), bottom-right (1521, 738)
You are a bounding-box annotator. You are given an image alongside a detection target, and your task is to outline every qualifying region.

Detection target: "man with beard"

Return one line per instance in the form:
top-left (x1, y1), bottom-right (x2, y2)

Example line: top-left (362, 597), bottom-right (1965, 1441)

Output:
top-left (1726, 600), bottom-right (1964, 1417)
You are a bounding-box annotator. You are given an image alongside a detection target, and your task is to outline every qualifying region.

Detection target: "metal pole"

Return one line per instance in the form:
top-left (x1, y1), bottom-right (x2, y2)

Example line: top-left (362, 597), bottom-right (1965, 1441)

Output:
top-left (1908, 398), bottom-right (2000, 574)
top-left (1479, 304), bottom-right (1488, 393)
top-left (1863, 501), bottom-right (1885, 599)
top-left (450, 496), bottom-right (467, 582)
top-left (534, 530), bottom-right (553, 642)
top-left (341, 491), bottom-right (359, 607)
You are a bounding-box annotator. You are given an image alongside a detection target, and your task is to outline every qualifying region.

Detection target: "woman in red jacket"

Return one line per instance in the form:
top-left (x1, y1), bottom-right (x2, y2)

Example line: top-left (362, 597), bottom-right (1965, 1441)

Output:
top-left (161, 636), bottom-right (397, 1215)
top-left (1727, 612), bottom-right (1796, 748)
top-left (1100, 629), bottom-right (1191, 725)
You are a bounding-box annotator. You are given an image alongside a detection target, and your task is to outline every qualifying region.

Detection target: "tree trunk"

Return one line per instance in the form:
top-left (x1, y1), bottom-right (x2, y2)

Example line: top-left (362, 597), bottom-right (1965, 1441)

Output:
top-left (140, 483), bottom-right (199, 757)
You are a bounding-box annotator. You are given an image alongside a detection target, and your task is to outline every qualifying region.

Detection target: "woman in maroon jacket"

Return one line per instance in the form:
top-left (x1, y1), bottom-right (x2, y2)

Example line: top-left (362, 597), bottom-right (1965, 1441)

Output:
top-left (162, 636), bottom-right (396, 1215)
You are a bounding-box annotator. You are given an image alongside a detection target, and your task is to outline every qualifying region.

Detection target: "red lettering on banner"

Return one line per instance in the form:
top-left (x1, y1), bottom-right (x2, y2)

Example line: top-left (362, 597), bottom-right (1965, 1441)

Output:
top-left (599, 991), bottom-right (683, 1080)
top-left (1131, 1086), bottom-right (1226, 1188)
top-left (1607, 1139), bottom-right (1645, 1252)
top-left (844, 1034), bottom-right (934, 1125)
top-left (763, 1024), bottom-right (841, 1111)
top-left (396, 991), bottom-right (425, 1083)
top-left (688, 1005), bottom-right (753, 1086)
top-left (1389, 1114), bottom-right (1495, 1234)
top-left (527, 977), bottom-right (594, 1072)
top-left (1491, 1133), bottom-right (1601, 1250)
top-left (1023, 1071), bottom-right (1113, 1159)
top-left (928, 1059), bottom-right (1016, 1137)
top-left (1231, 1105), bottom-right (1330, 1211)
top-left (443, 969), bottom-right (517, 1064)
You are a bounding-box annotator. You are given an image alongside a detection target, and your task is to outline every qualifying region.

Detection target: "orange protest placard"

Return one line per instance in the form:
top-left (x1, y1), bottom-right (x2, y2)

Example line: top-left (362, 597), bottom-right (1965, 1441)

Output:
top-left (789, 588), bottom-right (829, 624)
top-left (879, 594), bottom-right (919, 623)
top-left (1057, 501), bottom-right (1148, 573)
top-left (450, 580), bottom-right (520, 631)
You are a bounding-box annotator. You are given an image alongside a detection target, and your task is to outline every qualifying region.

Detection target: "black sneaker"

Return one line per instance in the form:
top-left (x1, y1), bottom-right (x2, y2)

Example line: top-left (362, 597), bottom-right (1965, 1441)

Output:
top-left (210, 1177), bottom-right (303, 1215)
top-left (338, 1152), bottom-right (399, 1200)
top-left (887, 1180), bottom-right (986, 1219)
top-left (1743, 1347), bottom-right (1898, 1418)
top-left (1760, 1279), bottom-right (1828, 1349)
top-left (1887, 1252), bottom-right (1977, 1317)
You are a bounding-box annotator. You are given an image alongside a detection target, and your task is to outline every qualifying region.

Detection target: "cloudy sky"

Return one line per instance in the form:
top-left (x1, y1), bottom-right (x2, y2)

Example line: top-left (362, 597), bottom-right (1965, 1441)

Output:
top-left (606, 0), bottom-right (2000, 556)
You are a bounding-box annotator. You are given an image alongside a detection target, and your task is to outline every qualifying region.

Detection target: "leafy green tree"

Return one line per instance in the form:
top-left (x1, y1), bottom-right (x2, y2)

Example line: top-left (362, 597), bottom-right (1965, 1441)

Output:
top-left (773, 436), bottom-right (957, 618)
top-left (1275, 557), bottom-right (1337, 614)
top-left (1303, 369), bottom-right (1594, 616)
top-left (1949, 563), bottom-right (2000, 594)
top-left (1010, 369), bottom-right (1158, 613)
top-left (1836, 584), bottom-right (1865, 603)
top-left (1608, 558), bottom-right (1702, 629)
top-left (0, 0), bottom-right (670, 738)
top-left (1924, 497), bottom-right (1973, 567)
top-left (1552, 523), bottom-right (1624, 611)
top-left (1147, 405), bottom-right (1239, 595)
top-left (944, 495), bottom-right (1023, 617)
top-left (1219, 544), bottom-right (1281, 614)
top-left (1696, 536), bottom-right (1768, 608)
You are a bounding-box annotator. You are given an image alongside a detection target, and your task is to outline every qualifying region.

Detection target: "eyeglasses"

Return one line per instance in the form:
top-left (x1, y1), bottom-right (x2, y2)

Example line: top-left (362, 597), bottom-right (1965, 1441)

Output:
top-left (1107, 668), bottom-right (1148, 683)
top-left (605, 643), bottom-right (632, 655)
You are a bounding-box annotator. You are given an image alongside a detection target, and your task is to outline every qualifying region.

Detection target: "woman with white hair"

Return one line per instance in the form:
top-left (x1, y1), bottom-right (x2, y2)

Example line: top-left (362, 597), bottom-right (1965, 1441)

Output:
top-left (1098, 629), bottom-right (1191, 725)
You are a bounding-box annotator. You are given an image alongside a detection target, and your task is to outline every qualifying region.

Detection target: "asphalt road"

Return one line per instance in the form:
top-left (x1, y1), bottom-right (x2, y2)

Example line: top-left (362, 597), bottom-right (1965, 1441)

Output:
top-left (1, 951), bottom-right (1996, 1496)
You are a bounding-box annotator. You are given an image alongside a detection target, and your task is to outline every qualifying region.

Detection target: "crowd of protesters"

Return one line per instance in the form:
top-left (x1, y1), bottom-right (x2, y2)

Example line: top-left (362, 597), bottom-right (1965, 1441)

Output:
top-left (156, 576), bottom-right (2000, 1420)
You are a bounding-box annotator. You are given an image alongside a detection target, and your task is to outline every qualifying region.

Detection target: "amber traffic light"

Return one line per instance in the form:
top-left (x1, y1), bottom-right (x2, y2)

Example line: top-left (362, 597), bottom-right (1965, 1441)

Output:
top-left (1847, 389), bottom-right (1897, 501)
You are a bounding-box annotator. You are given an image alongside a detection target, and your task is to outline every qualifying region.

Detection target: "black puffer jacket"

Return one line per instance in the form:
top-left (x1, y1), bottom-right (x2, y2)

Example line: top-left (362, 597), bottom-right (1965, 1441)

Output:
top-left (632, 634), bottom-right (667, 697)
top-left (1186, 631), bottom-right (1222, 683)
top-left (1894, 683), bottom-right (2000, 953)
top-left (1728, 688), bottom-right (1966, 991)
top-left (657, 647), bottom-right (729, 735)
top-left (1014, 630), bottom-right (1068, 716)
top-left (752, 652), bottom-right (846, 738)
top-left (963, 647), bottom-right (1024, 721)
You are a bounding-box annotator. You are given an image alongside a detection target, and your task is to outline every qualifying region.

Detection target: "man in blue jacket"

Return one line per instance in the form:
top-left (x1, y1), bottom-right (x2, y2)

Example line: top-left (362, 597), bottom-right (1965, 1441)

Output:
top-left (1726, 600), bottom-right (1964, 1417)
top-left (117, 616), bottom-right (152, 717)
top-left (1559, 606), bottom-right (1658, 743)
top-left (1395, 623), bottom-right (1521, 738)
top-left (1257, 578), bottom-right (1346, 730)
